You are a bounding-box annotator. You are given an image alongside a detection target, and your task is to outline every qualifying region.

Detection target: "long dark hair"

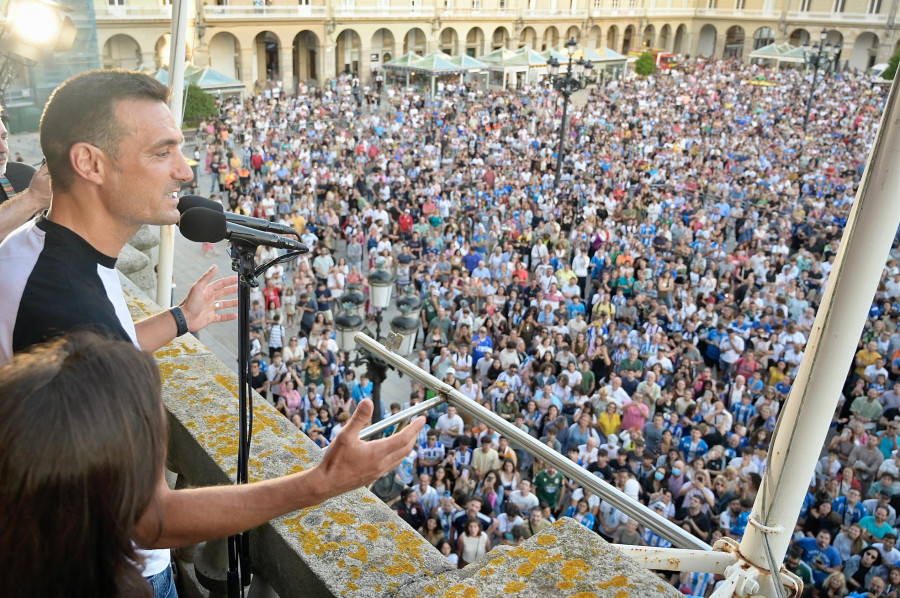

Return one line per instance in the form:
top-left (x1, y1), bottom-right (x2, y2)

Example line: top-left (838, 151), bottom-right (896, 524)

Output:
top-left (0, 332), bottom-right (167, 597)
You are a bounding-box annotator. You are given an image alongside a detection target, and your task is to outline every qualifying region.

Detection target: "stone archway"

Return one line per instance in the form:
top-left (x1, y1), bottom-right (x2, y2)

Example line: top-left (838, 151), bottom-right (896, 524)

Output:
top-left (492, 26), bottom-right (510, 50)
top-left (752, 26), bottom-right (774, 50)
top-left (622, 25), bottom-right (635, 54)
top-left (588, 25), bottom-right (602, 49)
top-left (658, 24), bottom-right (671, 50)
top-left (253, 31), bottom-right (281, 82)
top-left (103, 34), bottom-right (141, 70)
top-left (642, 24), bottom-right (655, 49)
top-left (210, 31), bottom-right (240, 79)
top-left (466, 27), bottom-right (485, 57)
top-left (697, 24), bottom-right (717, 56)
top-left (565, 25), bottom-right (580, 43)
top-left (520, 26), bottom-right (538, 50)
top-left (440, 28), bottom-right (459, 55)
top-left (404, 27), bottom-right (427, 55)
top-left (673, 24), bottom-right (687, 54)
top-left (335, 29), bottom-right (361, 75)
top-left (789, 28), bottom-right (810, 47)
top-left (293, 30), bottom-right (319, 84)
top-left (155, 34), bottom-right (193, 69)
top-left (607, 25), bottom-right (619, 52)
top-left (542, 26), bottom-right (559, 51)
top-left (724, 25), bottom-right (745, 58)
top-left (849, 31), bottom-right (879, 70)
top-left (371, 28), bottom-right (395, 66)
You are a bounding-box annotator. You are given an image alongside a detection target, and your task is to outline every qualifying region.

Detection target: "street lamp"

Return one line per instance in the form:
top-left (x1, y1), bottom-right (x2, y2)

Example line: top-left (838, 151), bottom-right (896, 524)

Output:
top-left (801, 28), bottom-right (841, 132)
top-left (366, 259), bottom-right (396, 341)
top-left (547, 37), bottom-right (593, 192)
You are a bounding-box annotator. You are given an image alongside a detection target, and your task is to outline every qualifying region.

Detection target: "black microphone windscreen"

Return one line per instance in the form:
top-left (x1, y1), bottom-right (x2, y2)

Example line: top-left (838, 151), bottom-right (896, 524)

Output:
top-left (179, 208), bottom-right (227, 243)
top-left (177, 194), bottom-right (224, 215)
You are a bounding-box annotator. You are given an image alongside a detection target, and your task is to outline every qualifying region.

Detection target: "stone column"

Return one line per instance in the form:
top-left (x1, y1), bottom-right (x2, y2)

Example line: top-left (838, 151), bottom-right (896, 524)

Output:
top-left (239, 47), bottom-right (256, 94)
top-left (280, 45), bottom-right (294, 95)
top-left (321, 42), bottom-right (337, 83)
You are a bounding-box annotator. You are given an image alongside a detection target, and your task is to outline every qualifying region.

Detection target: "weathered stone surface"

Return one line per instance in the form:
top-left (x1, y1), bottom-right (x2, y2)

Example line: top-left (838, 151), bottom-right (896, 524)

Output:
top-left (117, 242), bottom-right (151, 274)
top-left (120, 276), bottom-right (678, 598)
top-left (398, 519), bottom-right (683, 598)
top-left (129, 224), bottom-right (160, 253)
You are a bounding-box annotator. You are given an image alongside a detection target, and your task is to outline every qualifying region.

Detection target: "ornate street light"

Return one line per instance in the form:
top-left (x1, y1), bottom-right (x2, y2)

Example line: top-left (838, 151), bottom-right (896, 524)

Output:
top-left (801, 28), bottom-right (841, 132)
top-left (547, 37), bottom-right (593, 191)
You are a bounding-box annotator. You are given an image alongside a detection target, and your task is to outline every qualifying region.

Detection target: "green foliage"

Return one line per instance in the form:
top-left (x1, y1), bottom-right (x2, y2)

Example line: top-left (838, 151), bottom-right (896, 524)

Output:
top-left (183, 83), bottom-right (216, 125)
top-left (884, 49), bottom-right (899, 81)
top-left (634, 52), bottom-right (657, 76)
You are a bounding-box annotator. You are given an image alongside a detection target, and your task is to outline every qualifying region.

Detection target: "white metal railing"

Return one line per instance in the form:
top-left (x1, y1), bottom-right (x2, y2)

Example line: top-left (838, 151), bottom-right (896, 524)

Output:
top-left (333, 5), bottom-right (436, 17)
top-left (786, 9), bottom-right (888, 22)
top-left (354, 332), bottom-right (710, 551)
top-left (203, 5), bottom-right (328, 19)
top-left (693, 7), bottom-right (768, 16)
top-left (94, 4), bottom-right (173, 19)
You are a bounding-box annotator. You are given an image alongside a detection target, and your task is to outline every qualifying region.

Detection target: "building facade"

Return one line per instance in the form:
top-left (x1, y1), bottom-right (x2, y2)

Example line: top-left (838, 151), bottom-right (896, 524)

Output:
top-left (95, 0), bottom-right (899, 94)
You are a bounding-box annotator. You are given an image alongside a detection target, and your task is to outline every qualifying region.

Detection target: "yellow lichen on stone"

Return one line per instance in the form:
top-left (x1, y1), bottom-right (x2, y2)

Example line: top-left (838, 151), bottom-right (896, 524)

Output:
top-left (596, 575), bottom-right (630, 589)
top-left (568, 593), bottom-right (598, 598)
top-left (358, 523), bottom-right (380, 542)
top-left (443, 584), bottom-right (480, 598)
top-left (613, 591), bottom-right (629, 598)
top-left (346, 580), bottom-right (358, 591)
top-left (489, 556), bottom-right (506, 566)
top-left (214, 374), bottom-right (239, 399)
top-left (361, 496), bottom-right (378, 504)
top-left (479, 567), bottom-right (494, 577)
top-left (561, 559), bottom-right (589, 581)
top-left (423, 585), bottom-right (438, 594)
top-left (536, 535), bottom-right (557, 546)
top-left (328, 510), bottom-right (358, 525)
top-left (344, 542), bottom-right (368, 563)
top-left (346, 565), bottom-right (362, 579)
top-left (558, 581), bottom-right (575, 590)
top-left (504, 581), bottom-right (527, 593)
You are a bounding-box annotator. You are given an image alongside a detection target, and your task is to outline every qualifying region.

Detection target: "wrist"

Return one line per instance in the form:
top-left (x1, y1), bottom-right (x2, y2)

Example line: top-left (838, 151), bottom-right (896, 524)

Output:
top-left (170, 306), bottom-right (190, 336)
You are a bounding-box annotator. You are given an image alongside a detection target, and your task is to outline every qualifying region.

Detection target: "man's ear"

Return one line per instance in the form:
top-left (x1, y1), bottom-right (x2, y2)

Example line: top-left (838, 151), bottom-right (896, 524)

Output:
top-left (69, 142), bottom-right (109, 186)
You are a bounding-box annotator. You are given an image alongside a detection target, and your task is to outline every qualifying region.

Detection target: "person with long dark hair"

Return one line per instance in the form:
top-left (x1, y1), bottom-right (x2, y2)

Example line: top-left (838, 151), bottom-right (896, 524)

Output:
top-left (0, 333), bottom-right (167, 597)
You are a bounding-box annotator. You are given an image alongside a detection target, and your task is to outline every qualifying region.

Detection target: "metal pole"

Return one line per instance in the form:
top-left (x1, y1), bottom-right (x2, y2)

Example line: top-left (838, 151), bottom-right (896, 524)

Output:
top-left (553, 57), bottom-right (572, 191)
top-left (613, 545), bottom-right (737, 574)
top-left (156, 0), bottom-right (189, 308)
top-left (740, 75), bottom-right (900, 597)
top-left (802, 43), bottom-right (823, 133)
top-left (359, 396), bottom-right (446, 440)
top-left (353, 332), bottom-right (710, 550)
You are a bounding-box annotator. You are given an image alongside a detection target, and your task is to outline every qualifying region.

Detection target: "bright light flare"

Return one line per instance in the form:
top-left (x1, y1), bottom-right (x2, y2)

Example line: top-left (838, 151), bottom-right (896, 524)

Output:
top-left (6, 0), bottom-right (62, 49)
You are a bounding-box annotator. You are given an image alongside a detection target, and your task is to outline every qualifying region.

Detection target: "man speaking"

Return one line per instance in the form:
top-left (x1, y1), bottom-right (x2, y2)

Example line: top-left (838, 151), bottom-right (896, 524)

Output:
top-left (0, 69), bottom-right (424, 598)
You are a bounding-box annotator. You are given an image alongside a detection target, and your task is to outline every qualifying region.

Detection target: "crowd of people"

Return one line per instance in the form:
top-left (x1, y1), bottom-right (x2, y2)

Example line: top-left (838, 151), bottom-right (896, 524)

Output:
top-left (196, 57), bottom-right (897, 595)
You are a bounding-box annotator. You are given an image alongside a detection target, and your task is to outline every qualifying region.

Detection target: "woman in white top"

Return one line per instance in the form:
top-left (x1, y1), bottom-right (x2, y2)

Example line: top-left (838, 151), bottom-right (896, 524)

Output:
top-left (457, 518), bottom-right (490, 568)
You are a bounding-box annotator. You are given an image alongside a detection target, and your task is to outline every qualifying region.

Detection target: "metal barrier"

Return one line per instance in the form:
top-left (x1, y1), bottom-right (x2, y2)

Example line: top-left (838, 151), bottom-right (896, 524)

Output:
top-left (355, 332), bottom-right (710, 551)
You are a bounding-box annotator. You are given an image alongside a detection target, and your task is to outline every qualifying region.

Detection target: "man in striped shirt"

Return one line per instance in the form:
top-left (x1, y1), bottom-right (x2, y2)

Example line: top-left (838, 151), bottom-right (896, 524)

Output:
top-left (416, 431), bottom-right (446, 476)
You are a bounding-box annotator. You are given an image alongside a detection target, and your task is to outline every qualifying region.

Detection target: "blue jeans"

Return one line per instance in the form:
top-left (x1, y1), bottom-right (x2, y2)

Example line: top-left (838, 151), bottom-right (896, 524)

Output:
top-left (147, 564), bottom-right (178, 598)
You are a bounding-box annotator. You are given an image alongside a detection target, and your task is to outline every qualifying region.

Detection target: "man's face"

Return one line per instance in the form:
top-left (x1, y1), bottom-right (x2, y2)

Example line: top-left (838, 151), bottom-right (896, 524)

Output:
top-left (102, 99), bottom-right (193, 229)
top-left (519, 480), bottom-right (531, 495)
top-left (0, 119), bottom-right (8, 176)
top-left (816, 530), bottom-right (831, 548)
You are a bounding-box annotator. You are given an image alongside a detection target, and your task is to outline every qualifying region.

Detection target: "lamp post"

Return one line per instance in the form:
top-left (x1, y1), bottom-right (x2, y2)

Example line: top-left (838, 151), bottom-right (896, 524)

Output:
top-left (801, 28), bottom-right (841, 133)
top-left (366, 259), bottom-right (396, 341)
top-left (547, 37), bottom-right (593, 192)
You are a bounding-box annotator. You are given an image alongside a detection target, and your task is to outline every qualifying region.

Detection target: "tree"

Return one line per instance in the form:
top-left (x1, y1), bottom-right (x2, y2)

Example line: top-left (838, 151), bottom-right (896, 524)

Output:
top-left (183, 83), bottom-right (216, 125)
top-left (884, 49), bottom-right (899, 80)
top-left (634, 52), bottom-right (657, 76)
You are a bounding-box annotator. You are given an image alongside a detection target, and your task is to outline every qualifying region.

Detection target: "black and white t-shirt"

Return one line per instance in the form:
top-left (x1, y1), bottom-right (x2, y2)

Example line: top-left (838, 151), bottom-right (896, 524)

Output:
top-left (0, 215), bottom-right (170, 577)
top-left (0, 216), bottom-right (135, 364)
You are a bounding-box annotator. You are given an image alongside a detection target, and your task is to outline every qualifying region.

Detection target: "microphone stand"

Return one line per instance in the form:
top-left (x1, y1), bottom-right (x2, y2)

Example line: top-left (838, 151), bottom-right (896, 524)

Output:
top-left (227, 241), bottom-right (304, 598)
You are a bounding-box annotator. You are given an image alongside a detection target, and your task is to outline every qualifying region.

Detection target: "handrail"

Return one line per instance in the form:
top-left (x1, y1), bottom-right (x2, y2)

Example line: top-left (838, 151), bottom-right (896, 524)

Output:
top-left (353, 332), bottom-right (711, 551)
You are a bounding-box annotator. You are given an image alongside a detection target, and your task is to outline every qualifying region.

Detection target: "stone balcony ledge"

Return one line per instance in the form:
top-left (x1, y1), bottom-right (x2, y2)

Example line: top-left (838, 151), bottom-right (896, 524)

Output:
top-left (122, 274), bottom-right (681, 598)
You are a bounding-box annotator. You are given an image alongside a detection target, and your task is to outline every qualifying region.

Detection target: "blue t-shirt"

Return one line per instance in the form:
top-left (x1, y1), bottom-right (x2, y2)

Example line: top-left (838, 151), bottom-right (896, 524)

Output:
top-left (796, 537), bottom-right (842, 586)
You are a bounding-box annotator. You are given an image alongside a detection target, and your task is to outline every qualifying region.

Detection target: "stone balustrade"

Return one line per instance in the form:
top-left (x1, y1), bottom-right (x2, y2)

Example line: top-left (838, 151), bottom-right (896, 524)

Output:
top-left (122, 274), bottom-right (682, 598)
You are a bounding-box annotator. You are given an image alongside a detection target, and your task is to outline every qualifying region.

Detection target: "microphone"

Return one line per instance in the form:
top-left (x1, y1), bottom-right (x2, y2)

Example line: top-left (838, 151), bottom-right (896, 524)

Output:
top-left (179, 208), bottom-right (309, 253)
top-left (177, 194), bottom-right (299, 237)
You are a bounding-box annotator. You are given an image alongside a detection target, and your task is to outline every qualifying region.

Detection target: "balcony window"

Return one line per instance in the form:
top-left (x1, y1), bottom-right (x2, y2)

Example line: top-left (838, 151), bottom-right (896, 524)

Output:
top-left (472, 0), bottom-right (481, 8)
top-left (707, 0), bottom-right (716, 8)
top-left (735, 0), bottom-right (745, 9)
top-left (831, 0), bottom-right (844, 11)
top-left (867, 0), bottom-right (881, 12)
top-left (107, 0), bottom-right (126, 5)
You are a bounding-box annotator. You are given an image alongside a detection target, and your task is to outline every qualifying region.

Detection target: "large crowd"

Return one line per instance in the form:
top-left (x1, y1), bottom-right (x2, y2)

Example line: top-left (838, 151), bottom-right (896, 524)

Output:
top-left (196, 58), bottom-right (898, 596)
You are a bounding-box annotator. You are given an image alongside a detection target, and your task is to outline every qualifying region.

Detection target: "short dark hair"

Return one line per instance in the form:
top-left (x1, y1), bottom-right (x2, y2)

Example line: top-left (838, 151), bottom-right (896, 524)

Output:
top-left (40, 69), bottom-right (170, 191)
top-left (0, 332), bottom-right (167, 597)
